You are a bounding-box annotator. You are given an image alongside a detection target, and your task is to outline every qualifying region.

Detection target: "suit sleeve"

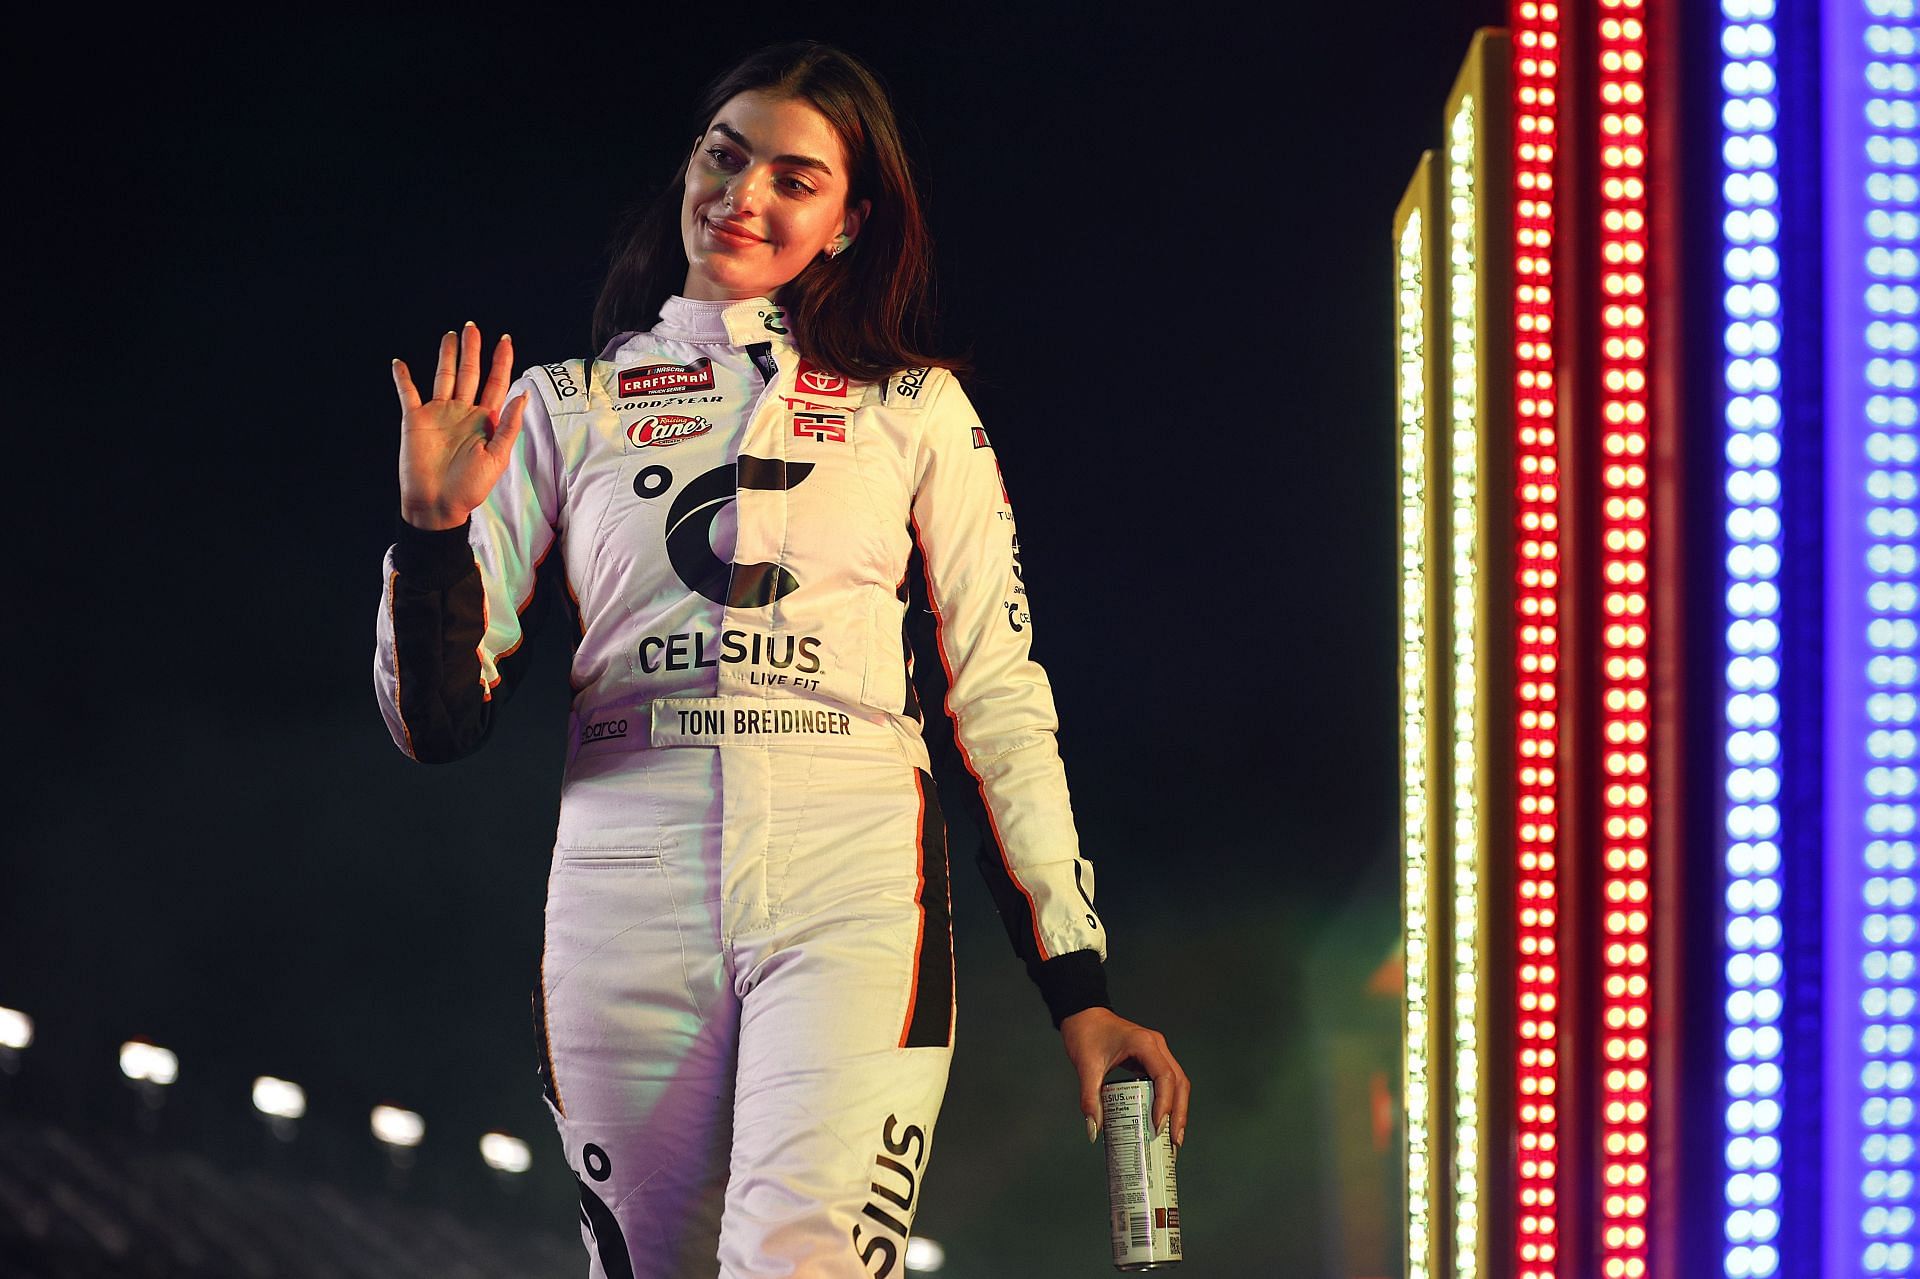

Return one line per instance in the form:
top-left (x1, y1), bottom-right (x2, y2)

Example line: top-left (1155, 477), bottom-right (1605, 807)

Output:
top-left (373, 374), bottom-right (565, 763)
top-left (909, 370), bottom-right (1111, 1027)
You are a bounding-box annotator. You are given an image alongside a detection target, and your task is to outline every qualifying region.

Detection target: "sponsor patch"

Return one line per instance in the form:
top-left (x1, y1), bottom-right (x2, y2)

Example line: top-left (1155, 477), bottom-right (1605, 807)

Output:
top-left (971, 424), bottom-right (992, 450)
top-left (542, 362), bottom-right (580, 399)
top-left (627, 414), bottom-right (714, 448)
top-left (794, 359), bottom-right (849, 398)
top-left (793, 410), bottom-right (848, 444)
top-left (615, 393), bottom-right (724, 410)
top-left (579, 716), bottom-right (631, 745)
top-left (619, 358), bottom-right (714, 398)
top-left (891, 367), bottom-right (929, 401)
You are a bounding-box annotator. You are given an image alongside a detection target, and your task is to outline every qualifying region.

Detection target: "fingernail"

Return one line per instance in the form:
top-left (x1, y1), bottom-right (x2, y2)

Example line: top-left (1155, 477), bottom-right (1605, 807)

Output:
top-left (464, 320), bottom-right (476, 329)
top-left (1157, 1115), bottom-right (1171, 1142)
top-left (1176, 1126), bottom-right (1186, 1148)
top-left (1086, 1116), bottom-right (1100, 1144)
top-left (499, 332), bottom-right (511, 342)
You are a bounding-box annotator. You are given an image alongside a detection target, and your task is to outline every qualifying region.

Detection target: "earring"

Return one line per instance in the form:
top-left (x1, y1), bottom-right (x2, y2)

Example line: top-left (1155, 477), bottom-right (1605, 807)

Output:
top-left (826, 237), bottom-right (848, 259)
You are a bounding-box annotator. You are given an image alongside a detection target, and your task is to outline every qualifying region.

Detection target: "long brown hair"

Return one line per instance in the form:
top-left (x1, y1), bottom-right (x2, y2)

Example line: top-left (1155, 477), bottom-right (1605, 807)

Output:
top-left (591, 41), bottom-right (964, 383)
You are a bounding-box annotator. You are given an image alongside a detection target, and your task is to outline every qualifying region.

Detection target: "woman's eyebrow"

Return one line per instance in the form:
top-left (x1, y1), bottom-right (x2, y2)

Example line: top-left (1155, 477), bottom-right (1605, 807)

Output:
top-left (710, 121), bottom-right (835, 176)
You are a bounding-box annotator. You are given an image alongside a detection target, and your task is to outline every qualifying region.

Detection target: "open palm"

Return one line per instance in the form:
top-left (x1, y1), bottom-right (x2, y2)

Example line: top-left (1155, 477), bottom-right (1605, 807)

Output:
top-left (392, 323), bottom-right (528, 530)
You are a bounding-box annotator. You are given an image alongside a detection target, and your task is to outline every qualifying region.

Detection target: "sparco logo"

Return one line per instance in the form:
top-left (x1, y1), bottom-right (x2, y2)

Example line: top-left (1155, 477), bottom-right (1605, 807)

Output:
top-left (851, 1114), bottom-right (927, 1278)
top-left (627, 414), bottom-right (713, 448)
top-left (542, 362), bottom-right (580, 399)
top-left (619, 358), bottom-right (714, 398)
top-left (632, 457), bottom-right (815, 606)
top-left (579, 718), bottom-right (629, 744)
top-left (794, 359), bottom-right (848, 397)
top-left (892, 367), bottom-right (929, 400)
top-left (759, 308), bottom-right (788, 335)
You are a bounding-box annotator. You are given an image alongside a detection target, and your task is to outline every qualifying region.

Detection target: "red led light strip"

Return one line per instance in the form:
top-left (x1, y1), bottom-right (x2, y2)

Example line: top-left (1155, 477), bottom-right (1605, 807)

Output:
top-left (1595, 3), bottom-right (1654, 1277)
top-left (1511, 4), bottom-right (1563, 1278)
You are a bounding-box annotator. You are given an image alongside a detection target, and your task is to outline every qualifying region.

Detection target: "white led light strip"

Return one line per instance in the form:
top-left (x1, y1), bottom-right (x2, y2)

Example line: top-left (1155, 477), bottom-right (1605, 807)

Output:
top-left (1855, 10), bottom-right (1919, 1275)
top-left (1718, 4), bottom-right (1788, 1279)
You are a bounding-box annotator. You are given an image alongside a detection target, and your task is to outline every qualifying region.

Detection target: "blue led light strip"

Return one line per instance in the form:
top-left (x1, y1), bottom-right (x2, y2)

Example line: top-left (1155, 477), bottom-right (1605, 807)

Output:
top-left (1825, 4), bottom-right (1920, 1276)
top-left (1719, 5), bottom-right (1788, 1279)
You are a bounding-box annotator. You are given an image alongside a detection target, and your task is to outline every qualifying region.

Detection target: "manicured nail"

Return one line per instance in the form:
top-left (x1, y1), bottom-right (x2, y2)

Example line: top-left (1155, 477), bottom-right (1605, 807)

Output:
top-left (498, 332), bottom-right (511, 342)
top-left (1086, 1116), bottom-right (1100, 1144)
top-left (463, 320), bottom-right (476, 329)
top-left (1157, 1115), bottom-right (1171, 1142)
top-left (1176, 1125), bottom-right (1186, 1149)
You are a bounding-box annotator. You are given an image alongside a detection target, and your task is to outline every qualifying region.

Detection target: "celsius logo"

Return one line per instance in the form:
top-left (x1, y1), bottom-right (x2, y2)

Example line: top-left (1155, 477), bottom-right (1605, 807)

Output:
top-left (633, 457), bottom-right (815, 606)
top-left (627, 414), bottom-right (713, 448)
top-left (619, 359), bottom-right (714, 398)
top-left (574, 1143), bottom-right (634, 1279)
top-left (851, 1114), bottom-right (928, 1278)
top-left (795, 359), bottom-right (848, 397)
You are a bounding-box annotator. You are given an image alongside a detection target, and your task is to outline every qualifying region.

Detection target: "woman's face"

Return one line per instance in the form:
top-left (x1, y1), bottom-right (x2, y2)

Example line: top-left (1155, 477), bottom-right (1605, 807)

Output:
top-left (680, 90), bottom-right (869, 303)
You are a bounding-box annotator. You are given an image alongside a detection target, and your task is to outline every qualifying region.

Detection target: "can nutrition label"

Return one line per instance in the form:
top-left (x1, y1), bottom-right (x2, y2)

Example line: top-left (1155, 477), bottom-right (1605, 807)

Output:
top-left (1100, 1078), bottom-right (1182, 1270)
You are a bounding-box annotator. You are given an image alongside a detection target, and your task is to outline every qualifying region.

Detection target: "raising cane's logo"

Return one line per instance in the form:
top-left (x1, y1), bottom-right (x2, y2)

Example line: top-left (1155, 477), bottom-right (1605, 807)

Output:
top-left (627, 414), bottom-right (714, 448)
top-left (619, 359), bottom-right (715, 398)
top-left (794, 359), bottom-right (848, 398)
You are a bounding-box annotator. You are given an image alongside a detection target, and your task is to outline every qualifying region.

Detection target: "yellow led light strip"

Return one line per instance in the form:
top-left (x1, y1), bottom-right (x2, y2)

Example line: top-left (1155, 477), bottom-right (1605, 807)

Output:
top-left (1448, 90), bottom-right (1485, 1279)
top-left (1398, 156), bottom-right (1438, 1279)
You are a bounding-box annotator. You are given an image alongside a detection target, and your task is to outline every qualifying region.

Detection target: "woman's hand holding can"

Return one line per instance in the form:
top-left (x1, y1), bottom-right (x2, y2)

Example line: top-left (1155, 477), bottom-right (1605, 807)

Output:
top-left (1060, 1007), bottom-right (1190, 1148)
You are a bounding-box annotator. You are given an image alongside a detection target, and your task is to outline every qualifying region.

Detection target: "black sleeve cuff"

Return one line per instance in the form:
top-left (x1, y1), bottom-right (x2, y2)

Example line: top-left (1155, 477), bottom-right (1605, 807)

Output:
top-left (1031, 949), bottom-right (1111, 1029)
top-left (392, 516), bottom-right (477, 592)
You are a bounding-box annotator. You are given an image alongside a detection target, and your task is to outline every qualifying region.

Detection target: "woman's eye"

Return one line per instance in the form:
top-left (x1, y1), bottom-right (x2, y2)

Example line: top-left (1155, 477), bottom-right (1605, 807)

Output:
top-left (779, 176), bottom-right (817, 195)
top-left (706, 146), bottom-right (741, 168)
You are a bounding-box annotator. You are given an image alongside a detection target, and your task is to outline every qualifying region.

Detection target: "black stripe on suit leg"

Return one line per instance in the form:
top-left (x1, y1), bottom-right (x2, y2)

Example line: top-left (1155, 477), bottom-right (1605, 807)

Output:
top-left (904, 771), bottom-right (953, 1049)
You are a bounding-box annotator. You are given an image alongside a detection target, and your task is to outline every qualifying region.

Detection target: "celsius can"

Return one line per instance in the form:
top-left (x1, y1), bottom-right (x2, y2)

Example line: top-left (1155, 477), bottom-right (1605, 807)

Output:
top-left (1101, 1077), bottom-right (1182, 1270)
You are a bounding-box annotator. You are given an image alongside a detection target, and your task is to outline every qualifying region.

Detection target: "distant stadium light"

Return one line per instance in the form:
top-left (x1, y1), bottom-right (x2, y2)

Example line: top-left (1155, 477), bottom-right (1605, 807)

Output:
top-left (119, 1041), bottom-right (178, 1086)
top-left (480, 1132), bottom-right (531, 1173)
top-left (370, 1104), bottom-right (424, 1148)
top-left (905, 1237), bottom-right (946, 1272)
top-left (0, 1007), bottom-right (32, 1051)
top-left (252, 1076), bottom-right (307, 1121)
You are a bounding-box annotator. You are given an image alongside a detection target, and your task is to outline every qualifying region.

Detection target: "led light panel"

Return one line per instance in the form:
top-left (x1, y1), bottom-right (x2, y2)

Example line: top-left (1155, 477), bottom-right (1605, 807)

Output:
top-left (1594, 3), bottom-right (1655, 1277)
top-left (1511, 5), bottom-right (1564, 1276)
top-left (1826, 5), bottom-right (1920, 1276)
top-left (1448, 88), bottom-right (1487, 1279)
top-left (1719, 4), bottom-right (1789, 1279)
top-left (1399, 157), bottom-right (1439, 1279)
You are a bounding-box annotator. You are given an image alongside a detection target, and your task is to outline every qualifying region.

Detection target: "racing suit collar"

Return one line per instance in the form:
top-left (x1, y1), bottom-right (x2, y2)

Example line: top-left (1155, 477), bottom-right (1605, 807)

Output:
top-left (653, 294), bottom-right (794, 349)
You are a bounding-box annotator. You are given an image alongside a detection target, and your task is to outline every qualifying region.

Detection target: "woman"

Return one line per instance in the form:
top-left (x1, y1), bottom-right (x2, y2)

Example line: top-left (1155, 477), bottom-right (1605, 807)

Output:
top-left (373, 40), bottom-right (1188, 1279)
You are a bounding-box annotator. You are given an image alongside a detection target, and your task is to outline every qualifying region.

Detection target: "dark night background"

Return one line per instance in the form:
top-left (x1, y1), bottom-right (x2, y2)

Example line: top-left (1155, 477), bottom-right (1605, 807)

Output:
top-left (9, 4), bottom-right (1503, 1275)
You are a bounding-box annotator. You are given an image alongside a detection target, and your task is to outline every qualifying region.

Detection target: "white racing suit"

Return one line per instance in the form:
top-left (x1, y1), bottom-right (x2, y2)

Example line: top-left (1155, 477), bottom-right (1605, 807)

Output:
top-left (372, 295), bottom-right (1108, 1278)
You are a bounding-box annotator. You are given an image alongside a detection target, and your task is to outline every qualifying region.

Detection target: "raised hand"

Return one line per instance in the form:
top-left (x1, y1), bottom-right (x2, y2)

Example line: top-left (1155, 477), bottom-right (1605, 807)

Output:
top-left (392, 322), bottom-right (528, 530)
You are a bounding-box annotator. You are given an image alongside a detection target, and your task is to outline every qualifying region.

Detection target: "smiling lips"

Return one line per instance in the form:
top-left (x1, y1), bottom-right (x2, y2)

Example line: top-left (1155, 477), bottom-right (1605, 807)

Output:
top-left (706, 218), bottom-right (764, 247)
